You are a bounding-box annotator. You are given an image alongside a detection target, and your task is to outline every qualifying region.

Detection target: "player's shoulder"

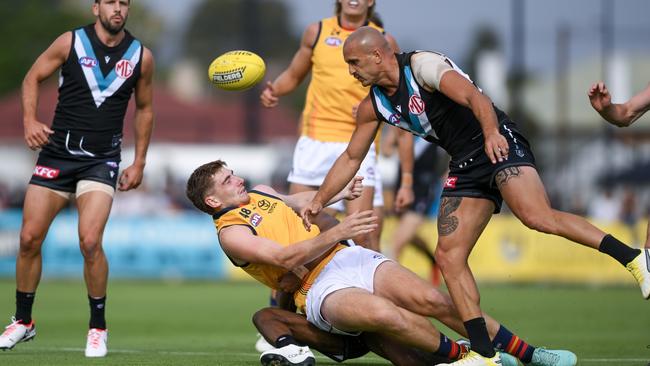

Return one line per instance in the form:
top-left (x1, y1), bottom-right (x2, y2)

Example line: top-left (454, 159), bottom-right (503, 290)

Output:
top-left (302, 21), bottom-right (322, 46)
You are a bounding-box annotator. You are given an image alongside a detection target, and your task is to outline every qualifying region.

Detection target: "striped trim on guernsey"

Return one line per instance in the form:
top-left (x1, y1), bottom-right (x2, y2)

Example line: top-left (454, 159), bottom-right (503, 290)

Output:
top-left (74, 28), bottom-right (142, 108)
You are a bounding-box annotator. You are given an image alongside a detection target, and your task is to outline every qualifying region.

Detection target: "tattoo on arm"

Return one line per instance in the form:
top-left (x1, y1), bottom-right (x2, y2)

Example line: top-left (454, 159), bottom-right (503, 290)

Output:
top-left (438, 197), bottom-right (462, 236)
top-left (495, 166), bottom-right (522, 187)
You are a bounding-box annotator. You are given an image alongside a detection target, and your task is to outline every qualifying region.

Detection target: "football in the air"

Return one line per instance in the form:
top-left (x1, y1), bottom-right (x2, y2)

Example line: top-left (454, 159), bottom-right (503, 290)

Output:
top-left (208, 50), bottom-right (266, 91)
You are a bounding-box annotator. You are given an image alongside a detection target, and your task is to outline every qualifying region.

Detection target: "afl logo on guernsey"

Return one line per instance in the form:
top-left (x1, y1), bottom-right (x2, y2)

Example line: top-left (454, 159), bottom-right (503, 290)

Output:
top-left (324, 36), bottom-right (343, 47)
top-left (408, 95), bottom-right (425, 115)
top-left (115, 59), bottom-right (134, 79)
top-left (78, 57), bottom-right (97, 68)
top-left (388, 113), bottom-right (401, 124)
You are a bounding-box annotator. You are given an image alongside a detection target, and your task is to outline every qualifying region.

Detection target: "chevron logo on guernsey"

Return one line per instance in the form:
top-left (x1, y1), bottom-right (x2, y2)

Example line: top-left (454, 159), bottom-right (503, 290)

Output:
top-left (74, 28), bottom-right (141, 108)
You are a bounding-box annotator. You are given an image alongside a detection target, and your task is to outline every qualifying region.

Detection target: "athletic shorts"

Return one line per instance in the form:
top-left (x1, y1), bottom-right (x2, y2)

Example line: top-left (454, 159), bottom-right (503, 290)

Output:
top-left (29, 152), bottom-right (120, 193)
top-left (442, 122), bottom-right (535, 214)
top-left (305, 245), bottom-right (392, 335)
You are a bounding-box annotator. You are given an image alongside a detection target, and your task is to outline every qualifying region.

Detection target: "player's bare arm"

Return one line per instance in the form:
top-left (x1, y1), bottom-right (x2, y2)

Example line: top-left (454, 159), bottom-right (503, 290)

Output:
top-left (301, 97), bottom-right (379, 227)
top-left (262, 177), bottom-right (363, 214)
top-left (21, 32), bottom-right (71, 150)
top-left (260, 22), bottom-right (318, 107)
top-left (589, 81), bottom-right (650, 127)
top-left (438, 69), bottom-right (508, 164)
top-left (118, 47), bottom-right (155, 191)
top-left (219, 210), bottom-right (377, 271)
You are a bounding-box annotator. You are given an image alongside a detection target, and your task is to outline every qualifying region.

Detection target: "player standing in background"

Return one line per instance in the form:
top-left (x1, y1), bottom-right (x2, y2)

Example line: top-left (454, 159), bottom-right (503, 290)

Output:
top-left (260, 0), bottom-right (414, 252)
top-left (383, 131), bottom-right (445, 286)
top-left (302, 27), bottom-right (647, 366)
top-left (0, 0), bottom-right (154, 358)
top-left (589, 81), bottom-right (650, 249)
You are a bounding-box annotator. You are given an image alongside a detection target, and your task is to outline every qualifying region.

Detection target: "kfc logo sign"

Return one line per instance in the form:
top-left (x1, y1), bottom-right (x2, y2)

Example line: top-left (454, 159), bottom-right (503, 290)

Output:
top-left (408, 95), bottom-right (425, 115)
top-left (33, 165), bottom-right (60, 179)
top-left (444, 177), bottom-right (458, 188)
top-left (115, 59), bottom-right (134, 79)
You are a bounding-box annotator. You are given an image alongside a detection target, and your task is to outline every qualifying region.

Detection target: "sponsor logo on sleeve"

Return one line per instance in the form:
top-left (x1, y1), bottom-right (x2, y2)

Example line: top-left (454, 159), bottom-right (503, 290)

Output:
top-left (444, 177), bottom-right (458, 188)
top-left (33, 165), bottom-right (60, 179)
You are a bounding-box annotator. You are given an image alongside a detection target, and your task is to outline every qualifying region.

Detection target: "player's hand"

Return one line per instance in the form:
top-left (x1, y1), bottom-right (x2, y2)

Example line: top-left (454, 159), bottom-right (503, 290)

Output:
top-left (342, 176), bottom-right (364, 201)
top-left (300, 200), bottom-right (324, 231)
top-left (484, 132), bottom-right (508, 164)
top-left (394, 186), bottom-right (414, 213)
top-left (260, 81), bottom-right (279, 108)
top-left (334, 210), bottom-right (378, 240)
top-left (118, 164), bottom-right (144, 191)
top-left (23, 119), bottom-right (53, 150)
top-left (588, 81), bottom-right (612, 113)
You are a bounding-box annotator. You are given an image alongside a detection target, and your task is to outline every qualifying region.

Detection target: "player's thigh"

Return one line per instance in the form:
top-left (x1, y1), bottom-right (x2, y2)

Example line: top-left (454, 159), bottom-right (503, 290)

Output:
top-left (497, 165), bottom-right (552, 218)
top-left (76, 185), bottom-right (114, 241)
top-left (373, 261), bottom-right (451, 314)
top-left (21, 184), bottom-right (70, 242)
top-left (345, 185), bottom-right (374, 213)
top-left (321, 287), bottom-right (394, 331)
top-left (435, 196), bottom-right (494, 257)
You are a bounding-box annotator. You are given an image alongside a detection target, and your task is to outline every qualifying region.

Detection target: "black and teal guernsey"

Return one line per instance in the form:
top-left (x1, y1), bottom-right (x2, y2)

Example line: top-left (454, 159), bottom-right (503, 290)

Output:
top-left (45, 24), bottom-right (143, 160)
top-left (369, 51), bottom-right (510, 160)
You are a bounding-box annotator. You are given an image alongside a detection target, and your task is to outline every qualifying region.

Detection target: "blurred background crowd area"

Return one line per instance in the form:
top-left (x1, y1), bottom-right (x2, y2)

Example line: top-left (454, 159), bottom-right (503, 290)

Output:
top-left (0, 0), bottom-right (649, 280)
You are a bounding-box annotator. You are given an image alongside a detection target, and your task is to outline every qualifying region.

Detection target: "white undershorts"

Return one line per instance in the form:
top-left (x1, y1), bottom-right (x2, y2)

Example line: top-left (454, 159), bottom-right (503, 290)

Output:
top-left (305, 245), bottom-right (392, 335)
top-left (288, 136), bottom-right (383, 210)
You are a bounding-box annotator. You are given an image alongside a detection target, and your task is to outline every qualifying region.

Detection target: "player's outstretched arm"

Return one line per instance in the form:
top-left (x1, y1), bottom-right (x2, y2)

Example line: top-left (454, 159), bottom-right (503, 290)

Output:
top-left (589, 81), bottom-right (650, 127)
top-left (21, 32), bottom-right (71, 150)
top-left (219, 210), bottom-right (377, 271)
top-left (301, 97), bottom-right (379, 228)
top-left (259, 22), bottom-right (317, 107)
top-left (119, 47), bottom-right (155, 191)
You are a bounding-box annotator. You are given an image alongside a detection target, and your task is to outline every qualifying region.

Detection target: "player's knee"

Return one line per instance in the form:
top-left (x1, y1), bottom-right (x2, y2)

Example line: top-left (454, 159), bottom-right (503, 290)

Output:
top-left (19, 229), bottom-right (44, 256)
top-left (419, 290), bottom-right (455, 316)
top-left (252, 307), bottom-right (278, 329)
top-left (79, 233), bottom-right (103, 258)
top-left (433, 245), bottom-right (460, 273)
top-left (366, 305), bottom-right (406, 333)
top-left (519, 212), bottom-right (558, 234)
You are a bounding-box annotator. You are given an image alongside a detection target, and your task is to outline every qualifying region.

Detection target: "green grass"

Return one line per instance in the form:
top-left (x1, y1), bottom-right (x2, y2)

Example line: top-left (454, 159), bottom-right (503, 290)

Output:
top-left (0, 280), bottom-right (648, 365)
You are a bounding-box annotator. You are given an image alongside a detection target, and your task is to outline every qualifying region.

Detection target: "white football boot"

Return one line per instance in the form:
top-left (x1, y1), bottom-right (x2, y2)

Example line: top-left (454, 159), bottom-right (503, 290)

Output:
top-left (0, 317), bottom-right (36, 350)
top-left (260, 344), bottom-right (316, 366)
top-left (255, 333), bottom-right (276, 353)
top-left (84, 328), bottom-right (108, 357)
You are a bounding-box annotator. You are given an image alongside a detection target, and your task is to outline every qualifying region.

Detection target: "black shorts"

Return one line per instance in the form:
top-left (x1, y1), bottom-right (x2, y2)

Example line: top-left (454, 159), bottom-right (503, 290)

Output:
top-left (29, 152), bottom-right (120, 193)
top-left (321, 333), bottom-right (370, 363)
top-left (441, 122), bottom-right (536, 213)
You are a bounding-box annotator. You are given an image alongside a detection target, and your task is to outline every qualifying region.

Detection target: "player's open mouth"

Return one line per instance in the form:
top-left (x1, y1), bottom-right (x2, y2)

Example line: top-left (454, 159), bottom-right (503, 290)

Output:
top-left (348, 0), bottom-right (360, 8)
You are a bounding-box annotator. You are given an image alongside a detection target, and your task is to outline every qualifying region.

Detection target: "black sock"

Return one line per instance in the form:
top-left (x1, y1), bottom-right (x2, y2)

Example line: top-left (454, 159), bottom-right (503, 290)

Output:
top-left (88, 295), bottom-right (106, 329)
top-left (465, 317), bottom-right (495, 358)
top-left (598, 234), bottom-right (640, 266)
top-left (15, 290), bottom-right (35, 324)
top-left (275, 334), bottom-right (296, 348)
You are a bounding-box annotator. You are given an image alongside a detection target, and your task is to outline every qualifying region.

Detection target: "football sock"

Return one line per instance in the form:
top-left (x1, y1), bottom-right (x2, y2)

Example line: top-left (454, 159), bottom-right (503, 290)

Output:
top-left (435, 333), bottom-right (467, 360)
top-left (598, 234), bottom-right (641, 266)
top-left (275, 334), bottom-right (297, 348)
top-left (465, 317), bottom-right (495, 357)
top-left (88, 295), bottom-right (106, 329)
top-left (15, 290), bottom-right (35, 324)
top-left (492, 325), bottom-right (535, 363)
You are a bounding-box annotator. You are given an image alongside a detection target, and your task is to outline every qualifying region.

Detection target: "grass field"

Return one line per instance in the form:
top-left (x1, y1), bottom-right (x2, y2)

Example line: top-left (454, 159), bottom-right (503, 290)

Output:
top-left (0, 280), bottom-right (648, 365)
